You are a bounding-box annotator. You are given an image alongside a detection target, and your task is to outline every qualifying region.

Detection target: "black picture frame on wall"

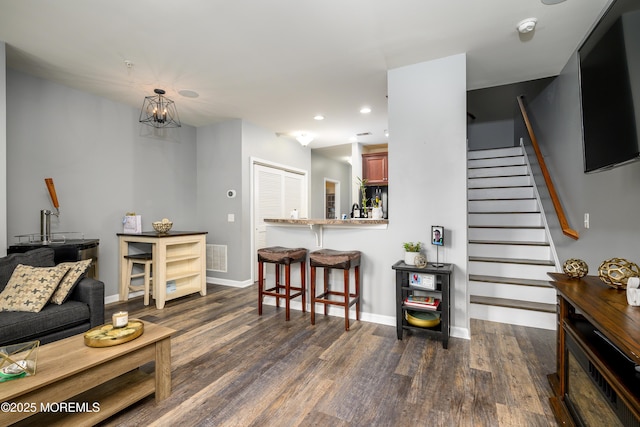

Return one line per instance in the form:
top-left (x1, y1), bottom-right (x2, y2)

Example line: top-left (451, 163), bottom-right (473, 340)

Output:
top-left (432, 226), bottom-right (444, 246)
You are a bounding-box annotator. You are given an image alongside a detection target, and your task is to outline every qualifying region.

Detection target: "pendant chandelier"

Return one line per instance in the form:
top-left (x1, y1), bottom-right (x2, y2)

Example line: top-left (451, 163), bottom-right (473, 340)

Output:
top-left (139, 89), bottom-right (181, 128)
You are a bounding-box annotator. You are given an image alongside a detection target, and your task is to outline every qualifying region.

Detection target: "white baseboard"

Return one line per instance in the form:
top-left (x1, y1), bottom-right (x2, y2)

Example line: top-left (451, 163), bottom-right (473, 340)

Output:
top-left (262, 297), bottom-right (470, 340)
top-left (206, 277), bottom-right (254, 288)
top-left (107, 286), bottom-right (470, 340)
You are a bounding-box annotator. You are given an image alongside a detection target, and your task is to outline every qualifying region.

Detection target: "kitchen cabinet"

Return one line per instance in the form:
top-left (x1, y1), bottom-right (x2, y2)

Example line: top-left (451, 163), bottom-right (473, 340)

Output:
top-left (118, 231), bottom-right (207, 309)
top-left (362, 152), bottom-right (388, 185)
top-left (392, 261), bottom-right (452, 348)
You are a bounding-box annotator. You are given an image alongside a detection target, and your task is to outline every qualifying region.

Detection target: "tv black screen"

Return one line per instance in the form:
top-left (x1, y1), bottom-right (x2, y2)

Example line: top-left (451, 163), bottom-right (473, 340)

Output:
top-left (580, 15), bottom-right (640, 173)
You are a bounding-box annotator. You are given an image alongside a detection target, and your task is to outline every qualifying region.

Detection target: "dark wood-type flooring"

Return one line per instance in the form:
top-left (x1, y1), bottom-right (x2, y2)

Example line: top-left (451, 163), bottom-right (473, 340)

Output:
top-left (98, 283), bottom-right (558, 427)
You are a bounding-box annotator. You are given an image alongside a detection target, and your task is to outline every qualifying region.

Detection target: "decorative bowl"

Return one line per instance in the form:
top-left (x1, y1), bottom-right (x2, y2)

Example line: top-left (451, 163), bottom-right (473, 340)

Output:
top-left (405, 310), bottom-right (440, 328)
top-left (562, 258), bottom-right (589, 278)
top-left (598, 258), bottom-right (640, 289)
top-left (152, 219), bottom-right (173, 233)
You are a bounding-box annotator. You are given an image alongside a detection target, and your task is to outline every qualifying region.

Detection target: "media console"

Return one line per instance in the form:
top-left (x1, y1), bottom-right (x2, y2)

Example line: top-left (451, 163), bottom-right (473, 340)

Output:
top-left (548, 273), bottom-right (640, 426)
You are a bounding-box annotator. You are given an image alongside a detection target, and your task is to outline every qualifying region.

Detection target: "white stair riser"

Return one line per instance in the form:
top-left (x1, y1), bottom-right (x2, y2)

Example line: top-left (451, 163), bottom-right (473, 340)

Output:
top-left (468, 261), bottom-right (554, 281)
top-left (469, 304), bottom-right (556, 330)
top-left (468, 187), bottom-right (534, 200)
top-left (469, 227), bottom-right (547, 242)
top-left (469, 199), bottom-right (538, 213)
top-left (468, 156), bottom-right (525, 169)
top-left (469, 281), bottom-right (557, 304)
top-left (468, 147), bottom-right (523, 160)
top-left (468, 165), bottom-right (528, 178)
top-left (468, 243), bottom-right (551, 260)
top-left (469, 213), bottom-right (543, 227)
top-left (468, 175), bottom-right (532, 188)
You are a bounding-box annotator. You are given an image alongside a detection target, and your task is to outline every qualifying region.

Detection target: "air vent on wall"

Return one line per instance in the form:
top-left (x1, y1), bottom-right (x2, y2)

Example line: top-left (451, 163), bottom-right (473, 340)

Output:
top-left (207, 244), bottom-right (227, 272)
top-left (356, 132), bottom-right (372, 137)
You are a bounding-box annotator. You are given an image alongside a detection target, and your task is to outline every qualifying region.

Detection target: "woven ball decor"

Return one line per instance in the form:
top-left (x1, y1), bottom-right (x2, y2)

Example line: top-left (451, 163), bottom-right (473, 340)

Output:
top-left (597, 258), bottom-right (640, 289)
top-left (562, 258), bottom-right (589, 278)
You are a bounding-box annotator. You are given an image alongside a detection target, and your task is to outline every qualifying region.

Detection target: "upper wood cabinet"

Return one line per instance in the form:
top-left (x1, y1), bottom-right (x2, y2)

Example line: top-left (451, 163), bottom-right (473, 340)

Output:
top-left (362, 152), bottom-right (388, 185)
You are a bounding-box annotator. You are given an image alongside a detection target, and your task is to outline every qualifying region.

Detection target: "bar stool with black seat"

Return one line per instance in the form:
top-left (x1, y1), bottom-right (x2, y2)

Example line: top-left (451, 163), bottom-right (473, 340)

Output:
top-left (309, 249), bottom-right (361, 331)
top-left (121, 253), bottom-right (153, 306)
top-left (257, 246), bottom-right (307, 321)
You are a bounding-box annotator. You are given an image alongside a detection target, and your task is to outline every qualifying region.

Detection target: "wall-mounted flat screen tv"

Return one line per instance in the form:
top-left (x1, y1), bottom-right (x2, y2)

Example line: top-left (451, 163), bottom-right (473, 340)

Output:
top-left (580, 10), bottom-right (640, 173)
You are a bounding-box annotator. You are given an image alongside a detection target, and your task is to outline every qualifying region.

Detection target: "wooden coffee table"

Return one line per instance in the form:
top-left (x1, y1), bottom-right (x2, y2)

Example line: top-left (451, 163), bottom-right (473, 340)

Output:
top-left (0, 321), bottom-right (175, 426)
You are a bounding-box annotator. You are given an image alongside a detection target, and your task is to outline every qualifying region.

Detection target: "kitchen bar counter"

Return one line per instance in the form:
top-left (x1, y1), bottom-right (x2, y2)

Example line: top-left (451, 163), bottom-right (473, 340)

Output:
top-left (264, 218), bottom-right (388, 247)
top-left (264, 218), bottom-right (388, 226)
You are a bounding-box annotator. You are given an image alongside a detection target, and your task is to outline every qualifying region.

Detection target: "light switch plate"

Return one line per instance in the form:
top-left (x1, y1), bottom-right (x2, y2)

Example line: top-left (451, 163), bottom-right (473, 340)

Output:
top-left (228, 214), bottom-right (235, 222)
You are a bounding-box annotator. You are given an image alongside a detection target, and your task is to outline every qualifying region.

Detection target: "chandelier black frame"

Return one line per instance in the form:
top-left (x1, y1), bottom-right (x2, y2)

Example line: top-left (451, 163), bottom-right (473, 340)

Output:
top-left (139, 89), bottom-right (181, 128)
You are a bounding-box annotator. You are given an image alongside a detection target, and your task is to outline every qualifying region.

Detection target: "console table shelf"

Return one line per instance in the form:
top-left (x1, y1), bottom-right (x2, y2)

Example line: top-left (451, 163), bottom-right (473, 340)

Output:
top-left (547, 272), bottom-right (640, 426)
top-left (392, 261), bottom-right (452, 349)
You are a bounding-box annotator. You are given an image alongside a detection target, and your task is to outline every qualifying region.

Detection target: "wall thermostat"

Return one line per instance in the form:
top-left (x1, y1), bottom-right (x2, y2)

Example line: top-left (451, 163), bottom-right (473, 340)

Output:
top-left (227, 189), bottom-right (237, 198)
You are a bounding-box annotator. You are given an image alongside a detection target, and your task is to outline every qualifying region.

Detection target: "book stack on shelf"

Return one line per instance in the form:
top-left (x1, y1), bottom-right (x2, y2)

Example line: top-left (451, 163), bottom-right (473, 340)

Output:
top-left (404, 295), bottom-right (440, 310)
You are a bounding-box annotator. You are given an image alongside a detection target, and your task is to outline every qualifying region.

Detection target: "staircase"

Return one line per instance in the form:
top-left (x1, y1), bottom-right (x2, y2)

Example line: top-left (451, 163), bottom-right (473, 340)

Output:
top-left (467, 146), bottom-right (558, 330)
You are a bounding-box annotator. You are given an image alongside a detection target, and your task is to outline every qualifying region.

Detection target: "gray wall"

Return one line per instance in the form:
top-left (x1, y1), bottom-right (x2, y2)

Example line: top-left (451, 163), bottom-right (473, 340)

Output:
top-left (198, 119), bottom-right (310, 285)
top-left (196, 120), bottom-right (244, 282)
top-left (6, 69), bottom-right (198, 298)
top-left (467, 119), bottom-right (514, 150)
top-left (310, 151), bottom-right (351, 219)
top-left (527, 52), bottom-right (640, 270)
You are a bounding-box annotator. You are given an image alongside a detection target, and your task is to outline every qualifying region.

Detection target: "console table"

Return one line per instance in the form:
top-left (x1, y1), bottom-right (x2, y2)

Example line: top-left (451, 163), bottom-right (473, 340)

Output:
top-left (547, 272), bottom-right (640, 426)
top-left (118, 231), bottom-right (207, 309)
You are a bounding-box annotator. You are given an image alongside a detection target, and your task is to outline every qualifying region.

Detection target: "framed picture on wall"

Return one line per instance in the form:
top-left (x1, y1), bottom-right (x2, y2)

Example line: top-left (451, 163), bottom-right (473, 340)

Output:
top-left (431, 226), bottom-right (444, 246)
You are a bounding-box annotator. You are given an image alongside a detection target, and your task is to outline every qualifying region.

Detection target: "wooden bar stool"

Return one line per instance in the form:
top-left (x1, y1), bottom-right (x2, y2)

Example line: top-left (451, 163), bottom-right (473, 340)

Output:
top-left (310, 249), bottom-right (361, 331)
top-left (257, 246), bottom-right (307, 321)
top-left (122, 253), bottom-right (153, 306)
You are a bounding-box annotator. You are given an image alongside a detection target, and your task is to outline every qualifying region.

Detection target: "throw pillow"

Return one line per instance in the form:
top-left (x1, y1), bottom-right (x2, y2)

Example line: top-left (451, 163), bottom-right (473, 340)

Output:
top-left (0, 264), bottom-right (71, 312)
top-left (50, 259), bottom-right (92, 305)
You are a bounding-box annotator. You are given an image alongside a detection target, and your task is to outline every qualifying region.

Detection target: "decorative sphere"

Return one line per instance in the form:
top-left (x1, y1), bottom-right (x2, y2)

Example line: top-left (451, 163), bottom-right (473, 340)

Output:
top-left (562, 258), bottom-right (588, 278)
top-left (414, 254), bottom-right (427, 268)
top-left (598, 258), bottom-right (640, 289)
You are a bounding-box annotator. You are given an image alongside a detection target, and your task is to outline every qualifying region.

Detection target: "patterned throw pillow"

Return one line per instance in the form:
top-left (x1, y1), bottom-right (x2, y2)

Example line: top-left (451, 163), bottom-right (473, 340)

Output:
top-left (0, 264), bottom-right (71, 312)
top-left (50, 259), bottom-right (92, 305)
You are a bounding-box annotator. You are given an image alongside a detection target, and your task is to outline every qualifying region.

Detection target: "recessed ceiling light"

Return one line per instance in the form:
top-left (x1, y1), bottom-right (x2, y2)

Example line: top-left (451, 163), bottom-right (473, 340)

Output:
top-left (517, 18), bottom-right (537, 34)
top-left (360, 107), bottom-right (372, 114)
top-left (314, 115), bottom-right (325, 121)
top-left (178, 89), bottom-right (199, 98)
top-left (541, 0), bottom-right (565, 4)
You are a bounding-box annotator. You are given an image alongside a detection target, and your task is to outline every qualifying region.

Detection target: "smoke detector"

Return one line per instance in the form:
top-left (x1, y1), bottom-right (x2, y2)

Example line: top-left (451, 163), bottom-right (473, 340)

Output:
top-left (517, 18), bottom-right (537, 34)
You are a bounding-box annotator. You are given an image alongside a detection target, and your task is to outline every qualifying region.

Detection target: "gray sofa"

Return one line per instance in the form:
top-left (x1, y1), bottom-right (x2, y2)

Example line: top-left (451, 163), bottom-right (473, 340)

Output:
top-left (0, 248), bottom-right (104, 346)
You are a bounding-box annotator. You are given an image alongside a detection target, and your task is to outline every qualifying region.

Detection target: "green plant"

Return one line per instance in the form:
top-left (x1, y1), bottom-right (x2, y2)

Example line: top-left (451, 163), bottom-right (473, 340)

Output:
top-left (403, 242), bottom-right (421, 252)
top-left (355, 176), bottom-right (368, 209)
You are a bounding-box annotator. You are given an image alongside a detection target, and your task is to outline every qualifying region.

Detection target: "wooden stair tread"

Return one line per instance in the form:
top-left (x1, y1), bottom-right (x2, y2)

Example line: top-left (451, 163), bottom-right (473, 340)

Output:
top-left (468, 197), bottom-right (536, 201)
top-left (469, 256), bottom-right (554, 266)
top-left (468, 240), bottom-right (549, 247)
top-left (469, 274), bottom-right (552, 288)
top-left (468, 164), bottom-right (525, 170)
top-left (468, 187), bottom-right (533, 191)
top-left (468, 211), bottom-right (540, 215)
top-left (468, 174), bottom-right (529, 179)
top-left (470, 295), bottom-right (556, 313)
top-left (469, 225), bottom-right (545, 229)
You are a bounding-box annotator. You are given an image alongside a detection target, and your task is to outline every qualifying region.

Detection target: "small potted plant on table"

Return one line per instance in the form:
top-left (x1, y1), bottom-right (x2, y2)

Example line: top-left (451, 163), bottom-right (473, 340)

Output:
top-left (403, 242), bottom-right (422, 265)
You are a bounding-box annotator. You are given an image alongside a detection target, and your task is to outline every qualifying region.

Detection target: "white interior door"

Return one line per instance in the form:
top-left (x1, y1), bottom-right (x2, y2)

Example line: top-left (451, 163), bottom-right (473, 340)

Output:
top-left (252, 162), bottom-right (307, 280)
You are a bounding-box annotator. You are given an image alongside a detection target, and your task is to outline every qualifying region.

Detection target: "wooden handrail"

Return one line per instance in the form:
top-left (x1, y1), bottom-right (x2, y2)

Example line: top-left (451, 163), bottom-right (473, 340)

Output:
top-left (517, 95), bottom-right (579, 240)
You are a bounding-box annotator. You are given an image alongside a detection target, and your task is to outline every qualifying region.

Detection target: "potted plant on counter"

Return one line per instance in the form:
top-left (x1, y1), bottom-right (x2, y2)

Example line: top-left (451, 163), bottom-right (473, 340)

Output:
top-left (403, 242), bottom-right (422, 265)
top-left (356, 176), bottom-right (369, 218)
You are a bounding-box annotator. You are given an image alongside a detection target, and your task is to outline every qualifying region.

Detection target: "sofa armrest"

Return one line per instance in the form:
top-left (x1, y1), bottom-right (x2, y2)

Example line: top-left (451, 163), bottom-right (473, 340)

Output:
top-left (70, 277), bottom-right (105, 328)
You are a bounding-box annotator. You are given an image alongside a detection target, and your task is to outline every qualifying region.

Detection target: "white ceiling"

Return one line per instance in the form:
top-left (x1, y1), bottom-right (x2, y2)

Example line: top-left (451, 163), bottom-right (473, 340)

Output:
top-left (0, 0), bottom-right (611, 150)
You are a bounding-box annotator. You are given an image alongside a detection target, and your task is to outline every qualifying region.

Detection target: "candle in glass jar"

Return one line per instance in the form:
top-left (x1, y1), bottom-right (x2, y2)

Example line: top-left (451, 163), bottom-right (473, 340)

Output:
top-left (112, 311), bottom-right (128, 328)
